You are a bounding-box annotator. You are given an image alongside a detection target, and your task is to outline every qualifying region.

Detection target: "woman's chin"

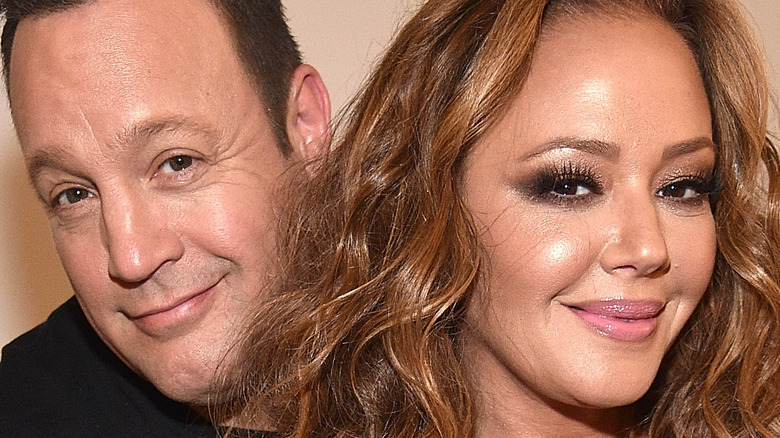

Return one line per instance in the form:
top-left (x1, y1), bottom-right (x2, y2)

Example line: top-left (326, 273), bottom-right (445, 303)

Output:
top-left (563, 378), bottom-right (654, 411)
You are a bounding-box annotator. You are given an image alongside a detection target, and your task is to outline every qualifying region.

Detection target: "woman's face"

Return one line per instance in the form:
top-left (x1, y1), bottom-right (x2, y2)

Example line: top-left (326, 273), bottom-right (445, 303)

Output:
top-left (461, 13), bottom-right (717, 422)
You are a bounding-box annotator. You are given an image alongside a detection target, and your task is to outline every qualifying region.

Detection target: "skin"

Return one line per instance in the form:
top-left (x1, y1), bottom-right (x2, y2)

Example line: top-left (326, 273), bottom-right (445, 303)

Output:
top-left (460, 14), bottom-right (716, 437)
top-left (9, 0), bottom-right (330, 404)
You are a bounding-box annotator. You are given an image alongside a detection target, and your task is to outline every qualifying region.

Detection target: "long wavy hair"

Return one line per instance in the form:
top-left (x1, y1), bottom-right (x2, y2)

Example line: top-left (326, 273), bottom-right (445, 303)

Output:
top-left (217, 0), bottom-right (780, 436)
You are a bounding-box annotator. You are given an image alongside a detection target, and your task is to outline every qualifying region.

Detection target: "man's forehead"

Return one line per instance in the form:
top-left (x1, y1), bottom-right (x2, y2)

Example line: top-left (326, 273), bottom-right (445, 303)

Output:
top-left (10, 0), bottom-right (237, 84)
top-left (9, 0), bottom-right (282, 194)
top-left (8, 0), bottom-right (256, 143)
top-left (20, 1), bottom-right (224, 53)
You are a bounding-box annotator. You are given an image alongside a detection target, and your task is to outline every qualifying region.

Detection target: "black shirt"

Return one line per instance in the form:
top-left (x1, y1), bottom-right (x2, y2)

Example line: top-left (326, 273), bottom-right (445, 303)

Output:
top-left (0, 297), bottom-right (228, 437)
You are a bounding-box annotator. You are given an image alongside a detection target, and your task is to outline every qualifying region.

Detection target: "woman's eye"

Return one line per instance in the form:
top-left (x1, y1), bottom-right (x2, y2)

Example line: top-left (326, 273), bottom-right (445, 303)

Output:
top-left (551, 179), bottom-right (593, 197)
top-left (159, 155), bottom-right (194, 174)
top-left (657, 180), bottom-right (704, 200)
top-left (55, 188), bottom-right (94, 206)
top-left (523, 163), bottom-right (603, 205)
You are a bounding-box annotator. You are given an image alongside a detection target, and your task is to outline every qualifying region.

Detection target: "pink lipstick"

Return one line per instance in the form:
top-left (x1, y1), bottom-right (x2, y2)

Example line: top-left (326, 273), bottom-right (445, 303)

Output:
top-left (566, 299), bottom-right (664, 342)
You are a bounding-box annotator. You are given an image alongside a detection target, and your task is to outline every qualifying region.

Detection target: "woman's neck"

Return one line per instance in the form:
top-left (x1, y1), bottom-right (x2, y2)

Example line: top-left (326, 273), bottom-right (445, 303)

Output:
top-left (472, 390), bottom-right (635, 438)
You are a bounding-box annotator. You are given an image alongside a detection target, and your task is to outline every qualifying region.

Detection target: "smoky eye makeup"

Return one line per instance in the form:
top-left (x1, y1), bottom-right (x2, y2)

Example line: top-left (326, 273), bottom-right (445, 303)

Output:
top-left (656, 167), bottom-right (722, 208)
top-left (516, 160), bottom-right (604, 206)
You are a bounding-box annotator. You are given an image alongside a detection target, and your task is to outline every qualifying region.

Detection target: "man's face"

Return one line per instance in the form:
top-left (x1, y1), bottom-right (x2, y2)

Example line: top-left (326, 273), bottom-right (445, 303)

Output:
top-left (10, 0), bottom-right (291, 403)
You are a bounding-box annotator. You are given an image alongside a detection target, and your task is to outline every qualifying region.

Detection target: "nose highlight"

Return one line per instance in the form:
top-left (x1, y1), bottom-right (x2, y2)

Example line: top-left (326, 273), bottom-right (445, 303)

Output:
top-left (102, 195), bottom-right (184, 284)
top-left (600, 198), bottom-right (671, 277)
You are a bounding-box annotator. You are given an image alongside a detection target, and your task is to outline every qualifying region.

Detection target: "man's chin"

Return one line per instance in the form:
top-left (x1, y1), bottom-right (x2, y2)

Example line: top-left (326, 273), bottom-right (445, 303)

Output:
top-left (148, 357), bottom-right (242, 408)
top-left (130, 359), bottom-right (216, 404)
top-left (156, 379), bottom-right (222, 409)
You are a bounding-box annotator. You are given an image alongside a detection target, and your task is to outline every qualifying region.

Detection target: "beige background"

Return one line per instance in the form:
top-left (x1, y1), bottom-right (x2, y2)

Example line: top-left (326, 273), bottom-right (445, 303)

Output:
top-left (0, 0), bottom-right (777, 351)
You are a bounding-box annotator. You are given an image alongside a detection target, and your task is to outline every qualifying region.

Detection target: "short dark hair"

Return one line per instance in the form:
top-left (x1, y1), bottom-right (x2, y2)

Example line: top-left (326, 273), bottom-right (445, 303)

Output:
top-left (0, 0), bottom-right (302, 154)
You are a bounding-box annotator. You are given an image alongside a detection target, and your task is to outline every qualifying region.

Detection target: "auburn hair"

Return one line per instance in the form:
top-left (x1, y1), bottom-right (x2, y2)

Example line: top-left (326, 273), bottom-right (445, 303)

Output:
top-left (218, 0), bottom-right (780, 436)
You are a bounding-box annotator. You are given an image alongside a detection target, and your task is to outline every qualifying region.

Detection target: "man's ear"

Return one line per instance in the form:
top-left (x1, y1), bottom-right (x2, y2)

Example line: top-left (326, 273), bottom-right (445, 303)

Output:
top-left (285, 64), bottom-right (331, 167)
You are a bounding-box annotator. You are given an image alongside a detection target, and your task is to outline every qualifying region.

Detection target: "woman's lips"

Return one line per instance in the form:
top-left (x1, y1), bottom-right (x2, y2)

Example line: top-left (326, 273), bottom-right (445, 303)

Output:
top-left (566, 299), bottom-right (665, 342)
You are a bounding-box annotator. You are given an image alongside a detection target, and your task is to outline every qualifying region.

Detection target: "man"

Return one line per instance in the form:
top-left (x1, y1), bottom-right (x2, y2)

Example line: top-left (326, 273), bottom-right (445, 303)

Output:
top-left (0, 0), bottom-right (330, 435)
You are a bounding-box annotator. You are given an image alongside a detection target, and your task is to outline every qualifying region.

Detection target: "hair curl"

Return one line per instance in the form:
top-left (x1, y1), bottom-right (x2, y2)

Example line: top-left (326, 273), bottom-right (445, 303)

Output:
top-left (219, 0), bottom-right (780, 436)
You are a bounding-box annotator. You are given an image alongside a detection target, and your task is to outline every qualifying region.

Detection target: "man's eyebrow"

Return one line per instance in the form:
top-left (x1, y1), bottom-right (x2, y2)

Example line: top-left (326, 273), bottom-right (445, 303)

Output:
top-left (26, 117), bottom-right (219, 181)
top-left (26, 145), bottom-right (80, 183)
top-left (114, 116), bottom-right (219, 145)
top-left (523, 137), bottom-right (621, 161)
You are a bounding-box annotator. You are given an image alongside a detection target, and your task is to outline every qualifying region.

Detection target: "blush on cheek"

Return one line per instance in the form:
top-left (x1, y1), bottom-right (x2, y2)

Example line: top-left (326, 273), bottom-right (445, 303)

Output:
top-left (544, 240), bottom-right (577, 265)
top-left (484, 231), bottom-right (592, 303)
top-left (536, 236), bottom-right (590, 281)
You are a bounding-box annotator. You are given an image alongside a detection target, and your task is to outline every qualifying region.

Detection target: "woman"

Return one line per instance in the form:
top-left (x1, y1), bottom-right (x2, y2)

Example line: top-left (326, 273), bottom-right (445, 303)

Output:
top-left (219, 0), bottom-right (780, 436)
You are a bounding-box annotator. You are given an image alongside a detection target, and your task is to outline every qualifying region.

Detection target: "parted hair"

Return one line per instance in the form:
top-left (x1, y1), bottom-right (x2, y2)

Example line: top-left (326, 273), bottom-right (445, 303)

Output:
top-left (0, 0), bottom-right (301, 154)
top-left (219, 0), bottom-right (780, 436)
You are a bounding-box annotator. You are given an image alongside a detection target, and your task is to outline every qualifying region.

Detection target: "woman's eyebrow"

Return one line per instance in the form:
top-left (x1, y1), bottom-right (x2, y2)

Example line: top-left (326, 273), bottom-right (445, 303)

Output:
top-left (523, 137), bottom-right (620, 161)
top-left (662, 137), bottom-right (716, 160)
top-left (520, 136), bottom-right (715, 162)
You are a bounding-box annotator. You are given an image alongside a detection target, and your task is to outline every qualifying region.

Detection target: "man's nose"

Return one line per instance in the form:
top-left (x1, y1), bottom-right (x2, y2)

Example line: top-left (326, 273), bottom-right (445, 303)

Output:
top-left (599, 194), bottom-right (671, 278)
top-left (101, 190), bottom-right (184, 284)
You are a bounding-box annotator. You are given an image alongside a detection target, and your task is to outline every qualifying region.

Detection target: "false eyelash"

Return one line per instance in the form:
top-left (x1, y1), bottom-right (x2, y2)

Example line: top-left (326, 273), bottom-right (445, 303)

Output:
top-left (706, 169), bottom-right (723, 197)
top-left (529, 161), bottom-right (604, 201)
top-left (655, 168), bottom-right (722, 212)
top-left (703, 168), bottom-right (723, 211)
top-left (663, 169), bottom-right (721, 195)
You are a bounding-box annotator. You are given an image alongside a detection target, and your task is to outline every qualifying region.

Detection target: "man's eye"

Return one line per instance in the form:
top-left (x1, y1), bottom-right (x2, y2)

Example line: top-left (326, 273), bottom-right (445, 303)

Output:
top-left (159, 155), bottom-right (194, 174)
top-left (55, 188), bottom-right (94, 206)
